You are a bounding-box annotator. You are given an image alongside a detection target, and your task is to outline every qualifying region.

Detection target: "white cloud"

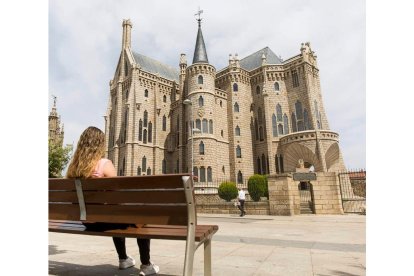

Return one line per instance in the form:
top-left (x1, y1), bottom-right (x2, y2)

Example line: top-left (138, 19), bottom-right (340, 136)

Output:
top-left (49, 0), bottom-right (365, 169)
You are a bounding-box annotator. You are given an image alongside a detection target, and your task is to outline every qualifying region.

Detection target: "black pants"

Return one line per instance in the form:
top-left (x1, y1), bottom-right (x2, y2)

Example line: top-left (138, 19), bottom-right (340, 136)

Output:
top-left (82, 222), bottom-right (151, 265)
top-left (238, 199), bottom-right (245, 215)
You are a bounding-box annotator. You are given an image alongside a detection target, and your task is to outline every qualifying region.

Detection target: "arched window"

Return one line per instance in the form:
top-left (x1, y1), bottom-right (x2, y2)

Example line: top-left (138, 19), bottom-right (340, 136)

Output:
top-left (209, 120), bottom-right (213, 134)
top-left (256, 86), bottom-right (260, 94)
top-left (207, 167), bottom-right (212, 182)
top-left (122, 157), bottom-right (126, 176)
top-left (199, 141), bottom-right (205, 155)
top-left (125, 89), bottom-right (129, 100)
top-left (193, 167), bottom-right (199, 179)
top-left (291, 113), bottom-right (297, 132)
top-left (124, 108), bottom-right (128, 129)
top-left (162, 115), bottom-right (167, 131)
top-left (235, 125), bottom-right (241, 136)
top-left (236, 146), bottom-right (242, 158)
top-left (261, 154), bottom-right (266, 175)
top-left (257, 158), bottom-right (261, 174)
top-left (200, 167), bottom-right (206, 182)
top-left (295, 101), bottom-right (303, 120)
top-left (196, 119), bottom-right (201, 130)
top-left (259, 126), bottom-right (264, 141)
top-left (137, 166), bottom-right (141, 175)
top-left (143, 129), bottom-right (147, 144)
top-left (221, 130), bottom-right (224, 137)
top-left (237, 171), bottom-right (243, 184)
top-left (147, 167), bottom-right (151, 175)
top-left (198, 96), bottom-right (204, 107)
top-left (272, 114), bottom-right (277, 137)
top-left (163, 95), bottom-right (167, 103)
top-left (162, 159), bottom-right (166, 174)
top-left (148, 122), bottom-right (152, 143)
top-left (144, 110), bottom-right (148, 127)
top-left (202, 119), bottom-right (208, 133)
top-left (234, 102), bottom-right (239, 112)
top-left (255, 119), bottom-right (259, 140)
top-left (274, 82), bottom-right (280, 91)
top-left (278, 124), bottom-right (284, 135)
top-left (303, 109), bottom-right (310, 130)
top-left (276, 104), bottom-right (283, 121)
top-left (297, 120), bottom-right (304, 131)
top-left (220, 100), bottom-right (222, 107)
top-left (233, 83), bottom-right (238, 92)
top-left (275, 155), bottom-right (279, 174)
top-left (144, 89), bottom-right (148, 97)
top-left (258, 108), bottom-right (263, 124)
top-left (283, 114), bottom-right (289, 134)
top-left (138, 119), bottom-right (143, 141)
top-left (198, 75), bottom-right (203, 84)
top-left (292, 70), bottom-right (299, 87)
top-left (142, 156), bottom-right (147, 171)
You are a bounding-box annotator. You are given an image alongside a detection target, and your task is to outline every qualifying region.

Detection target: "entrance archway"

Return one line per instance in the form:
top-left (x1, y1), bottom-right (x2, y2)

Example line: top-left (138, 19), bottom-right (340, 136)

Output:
top-left (298, 181), bottom-right (314, 214)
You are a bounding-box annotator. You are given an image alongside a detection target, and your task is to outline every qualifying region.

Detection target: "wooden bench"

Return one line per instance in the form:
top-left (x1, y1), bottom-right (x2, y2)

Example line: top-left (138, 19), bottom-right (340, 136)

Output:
top-left (49, 174), bottom-right (218, 276)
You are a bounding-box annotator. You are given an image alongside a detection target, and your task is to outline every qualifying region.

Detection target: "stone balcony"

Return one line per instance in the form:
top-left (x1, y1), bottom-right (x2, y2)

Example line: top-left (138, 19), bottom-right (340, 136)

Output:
top-left (279, 130), bottom-right (339, 145)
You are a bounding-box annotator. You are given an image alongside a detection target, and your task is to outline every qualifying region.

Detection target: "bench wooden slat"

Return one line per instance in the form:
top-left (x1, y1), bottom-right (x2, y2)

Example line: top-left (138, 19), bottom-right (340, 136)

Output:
top-left (49, 174), bottom-right (189, 190)
top-left (49, 204), bottom-right (188, 225)
top-left (49, 221), bottom-right (218, 242)
top-left (49, 190), bottom-right (187, 204)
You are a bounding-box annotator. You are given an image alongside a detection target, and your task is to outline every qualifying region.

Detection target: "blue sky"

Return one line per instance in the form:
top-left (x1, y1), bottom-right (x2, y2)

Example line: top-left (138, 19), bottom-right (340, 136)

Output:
top-left (49, 0), bottom-right (366, 169)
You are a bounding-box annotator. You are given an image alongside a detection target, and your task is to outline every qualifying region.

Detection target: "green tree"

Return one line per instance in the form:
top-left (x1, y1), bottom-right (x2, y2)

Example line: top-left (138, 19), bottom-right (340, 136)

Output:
top-left (247, 174), bottom-right (266, 201)
top-left (218, 181), bottom-right (238, 202)
top-left (49, 140), bottom-right (72, 178)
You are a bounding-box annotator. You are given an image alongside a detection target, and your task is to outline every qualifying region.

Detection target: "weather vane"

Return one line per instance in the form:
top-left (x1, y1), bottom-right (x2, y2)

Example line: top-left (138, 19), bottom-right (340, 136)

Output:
top-left (194, 7), bottom-right (203, 25)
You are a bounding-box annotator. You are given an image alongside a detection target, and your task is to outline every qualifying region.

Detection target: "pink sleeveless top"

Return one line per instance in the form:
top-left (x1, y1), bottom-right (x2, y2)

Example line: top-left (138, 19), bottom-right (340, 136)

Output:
top-left (91, 158), bottom-right (109, 178)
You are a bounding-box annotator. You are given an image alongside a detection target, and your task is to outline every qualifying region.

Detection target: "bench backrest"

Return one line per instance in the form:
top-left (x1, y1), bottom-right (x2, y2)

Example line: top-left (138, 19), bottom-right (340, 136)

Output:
top-left (49, 174), bottom-right (195, 226)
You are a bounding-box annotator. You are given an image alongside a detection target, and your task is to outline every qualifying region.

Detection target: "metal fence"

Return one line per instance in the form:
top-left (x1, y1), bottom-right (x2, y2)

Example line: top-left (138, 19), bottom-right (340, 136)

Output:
top-left (338, 169), bottom-right (366, 214)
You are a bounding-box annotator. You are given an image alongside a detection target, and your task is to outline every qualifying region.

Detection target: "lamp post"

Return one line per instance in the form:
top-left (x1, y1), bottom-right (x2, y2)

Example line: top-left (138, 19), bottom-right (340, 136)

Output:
top-left (183, 99), bottom-right (200, 178)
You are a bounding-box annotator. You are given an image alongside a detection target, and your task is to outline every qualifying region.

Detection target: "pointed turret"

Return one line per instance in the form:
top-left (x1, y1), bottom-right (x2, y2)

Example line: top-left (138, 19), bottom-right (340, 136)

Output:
top-left (192, 17), bottom-right (209, 64)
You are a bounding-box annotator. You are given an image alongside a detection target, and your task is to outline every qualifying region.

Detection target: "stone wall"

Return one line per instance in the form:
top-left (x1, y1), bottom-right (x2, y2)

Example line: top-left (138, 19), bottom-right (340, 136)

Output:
top-left (195, 194), bottom-right (269, 215)
top-left (267, 172), bottom-right (344, 215)
top-left (312, 172), bottom-right (343, 214)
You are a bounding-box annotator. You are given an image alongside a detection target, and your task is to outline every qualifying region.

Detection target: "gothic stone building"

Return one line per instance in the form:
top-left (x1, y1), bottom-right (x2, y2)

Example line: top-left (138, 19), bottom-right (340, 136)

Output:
top-left (104, 19), bottom-right (347, 184)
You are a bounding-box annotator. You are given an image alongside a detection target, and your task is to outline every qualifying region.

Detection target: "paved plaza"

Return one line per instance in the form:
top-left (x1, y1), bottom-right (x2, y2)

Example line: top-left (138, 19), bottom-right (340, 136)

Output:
top-left (49, 214), bottom-right (365, 276)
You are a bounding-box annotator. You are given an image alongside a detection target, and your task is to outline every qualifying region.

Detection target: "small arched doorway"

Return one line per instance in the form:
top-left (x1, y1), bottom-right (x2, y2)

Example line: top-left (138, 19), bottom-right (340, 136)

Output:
top-left (298, 181), bottom-right (314, 214)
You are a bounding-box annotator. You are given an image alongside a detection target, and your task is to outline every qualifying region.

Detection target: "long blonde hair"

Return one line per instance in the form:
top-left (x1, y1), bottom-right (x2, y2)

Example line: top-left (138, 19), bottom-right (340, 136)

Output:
top-left (66, 126), bottom-right (106, 178)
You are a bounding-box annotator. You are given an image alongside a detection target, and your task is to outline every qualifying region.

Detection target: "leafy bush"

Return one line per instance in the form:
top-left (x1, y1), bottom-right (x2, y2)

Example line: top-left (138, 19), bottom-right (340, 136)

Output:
top-left (248, 174), bottom-right (266, 201)
top-left (218, 181), bottom-right (238, 202)
top-left (263, 175), bottom-right (269, 199)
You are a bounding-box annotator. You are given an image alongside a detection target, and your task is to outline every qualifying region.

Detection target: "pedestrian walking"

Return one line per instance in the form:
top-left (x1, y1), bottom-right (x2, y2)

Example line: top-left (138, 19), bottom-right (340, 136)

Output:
top-left (237, 187), bottom-right (246, 217)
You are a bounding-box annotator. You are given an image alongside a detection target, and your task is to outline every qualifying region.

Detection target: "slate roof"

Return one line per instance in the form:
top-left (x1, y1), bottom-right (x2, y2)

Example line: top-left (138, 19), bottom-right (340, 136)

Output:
top-left (239, 47), bottom-right (283, 71)
top-left (192, 24), bottom-right (209, 64)
top-left (132, 52), bottom-right (179, 82)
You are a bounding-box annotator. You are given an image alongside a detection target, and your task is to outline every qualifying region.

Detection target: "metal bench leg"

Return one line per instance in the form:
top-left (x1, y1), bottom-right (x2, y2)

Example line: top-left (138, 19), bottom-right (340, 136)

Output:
top-left (183, 240), bottom-right (195, 276)
top-left (204, 238), bottom-right (212, 276)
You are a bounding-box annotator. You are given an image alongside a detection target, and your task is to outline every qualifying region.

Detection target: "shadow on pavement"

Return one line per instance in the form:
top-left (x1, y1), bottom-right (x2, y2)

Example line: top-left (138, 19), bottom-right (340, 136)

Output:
top-left (49, 261), bottom-right (176, 276)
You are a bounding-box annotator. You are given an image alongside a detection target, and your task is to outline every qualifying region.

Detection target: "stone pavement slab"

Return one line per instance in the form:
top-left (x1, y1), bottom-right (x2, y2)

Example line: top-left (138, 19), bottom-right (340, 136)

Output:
top-left (49, 214), bottom-right (365, 276)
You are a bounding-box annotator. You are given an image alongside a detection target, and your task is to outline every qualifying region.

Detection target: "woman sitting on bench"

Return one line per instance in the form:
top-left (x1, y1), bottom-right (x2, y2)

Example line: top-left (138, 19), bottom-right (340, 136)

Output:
top-left (66, 126), bottom-right (160, 276)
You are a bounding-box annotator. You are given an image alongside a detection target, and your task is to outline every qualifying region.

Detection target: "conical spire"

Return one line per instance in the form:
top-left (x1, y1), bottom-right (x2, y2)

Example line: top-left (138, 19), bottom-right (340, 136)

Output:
top-left (192, 17), bottom-right (209, 64)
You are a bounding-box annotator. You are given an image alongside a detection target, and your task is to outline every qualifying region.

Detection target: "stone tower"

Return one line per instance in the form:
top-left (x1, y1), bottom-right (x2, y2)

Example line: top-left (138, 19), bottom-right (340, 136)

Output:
top-left (49, 96), bottom-right (64, 146)
top-left (181, 17), bottom-right (231, 182)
